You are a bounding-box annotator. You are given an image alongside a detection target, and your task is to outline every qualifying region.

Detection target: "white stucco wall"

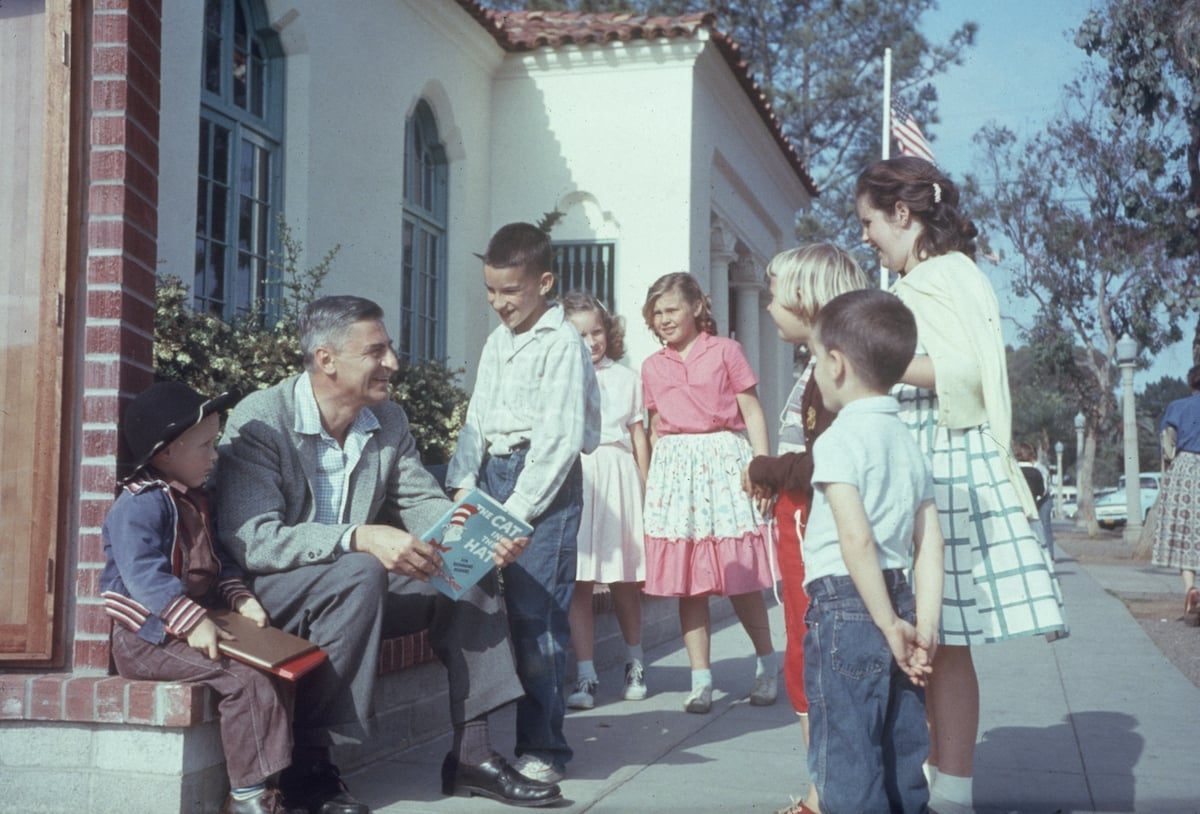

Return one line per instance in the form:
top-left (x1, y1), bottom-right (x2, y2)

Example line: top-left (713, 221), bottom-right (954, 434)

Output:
top-left (489, 40), bottom-right (702, 372)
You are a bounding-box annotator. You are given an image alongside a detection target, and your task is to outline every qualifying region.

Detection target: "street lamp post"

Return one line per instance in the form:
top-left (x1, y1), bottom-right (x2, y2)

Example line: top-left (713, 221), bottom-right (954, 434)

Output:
top-left (1074, 412), bottom-right (1084, 480)
top-left (1074, 412), bottom-right (1085, 525)
top-left (1117, 334), bottom-right (1141, 543)
top-left (1055, 441), bottom-right (1065, 520)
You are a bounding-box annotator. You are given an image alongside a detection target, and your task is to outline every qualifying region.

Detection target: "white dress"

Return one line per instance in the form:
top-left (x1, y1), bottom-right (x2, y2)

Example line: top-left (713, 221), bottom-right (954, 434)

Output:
top-left (576, 358), bottom-right (646, 583)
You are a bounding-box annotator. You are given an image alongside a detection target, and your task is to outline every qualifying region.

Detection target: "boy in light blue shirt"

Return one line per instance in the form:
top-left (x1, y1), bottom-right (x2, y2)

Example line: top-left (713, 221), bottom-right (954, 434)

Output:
top-left (802, 288), bottom-right (944, 814)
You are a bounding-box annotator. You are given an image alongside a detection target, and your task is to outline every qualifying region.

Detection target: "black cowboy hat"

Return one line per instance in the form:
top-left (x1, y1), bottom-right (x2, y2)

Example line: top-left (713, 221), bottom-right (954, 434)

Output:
top-left (122, 381), bottom-right (238, 482)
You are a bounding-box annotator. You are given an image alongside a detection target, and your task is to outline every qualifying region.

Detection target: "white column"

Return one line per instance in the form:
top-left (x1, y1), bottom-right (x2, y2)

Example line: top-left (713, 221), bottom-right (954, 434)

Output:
top-left (732, 280), bottom-right (760, 370)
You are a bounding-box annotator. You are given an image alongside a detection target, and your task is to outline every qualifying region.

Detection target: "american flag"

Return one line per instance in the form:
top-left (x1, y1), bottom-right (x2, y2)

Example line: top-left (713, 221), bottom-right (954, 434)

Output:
top-left (891, 104), bottom-right (936, 164)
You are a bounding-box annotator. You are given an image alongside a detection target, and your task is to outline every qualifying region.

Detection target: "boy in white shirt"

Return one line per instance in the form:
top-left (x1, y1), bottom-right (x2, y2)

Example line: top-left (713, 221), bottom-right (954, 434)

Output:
top-left (801, 288), bottom-right (944, 814)
top-left (446, 222), bottom-right (601, 784)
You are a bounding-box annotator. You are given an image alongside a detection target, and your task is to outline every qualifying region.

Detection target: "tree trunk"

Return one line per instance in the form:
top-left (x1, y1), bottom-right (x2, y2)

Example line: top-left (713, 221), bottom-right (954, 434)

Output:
top-left (1133, 495), bottom-right (1159, 561)
top-left (1079, 431), bottom-right (1101, 537)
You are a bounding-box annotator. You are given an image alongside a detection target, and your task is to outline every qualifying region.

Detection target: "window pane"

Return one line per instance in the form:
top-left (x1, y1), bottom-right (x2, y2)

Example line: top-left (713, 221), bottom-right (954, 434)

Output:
top-left (239, 138), bottom-right (254, 195)
top-left (202, 0), bottom-right (223, 93)
top-left (207, 247), bottom-right (226, 315)
top-left (238, 194), bottom-right (252, 252)
top-left (257, 144), bottom-right (269, 198)
top-left (256, 204), bottom-right (268, 256)
top-left (211, 181), bottom-right (227, 242)
top-left (250, 40), bottom-right (265, 118)
top-left (196, 180), bottom-right (208, 236)
top-left (236, 251), bottom-right (253, 313)
top-left (233, 0), bottom-right (248, 109)
top-left (194, 239), bottom-right (208, 308)
top-left (212, 126), bottom-right (229, 184)
top-left (198, 121), bottom-right (210, 175)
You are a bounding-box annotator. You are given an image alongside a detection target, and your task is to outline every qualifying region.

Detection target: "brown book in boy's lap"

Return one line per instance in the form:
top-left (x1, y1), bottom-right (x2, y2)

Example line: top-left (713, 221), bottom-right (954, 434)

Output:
top-left (208, 609), bottom-right (327, 680)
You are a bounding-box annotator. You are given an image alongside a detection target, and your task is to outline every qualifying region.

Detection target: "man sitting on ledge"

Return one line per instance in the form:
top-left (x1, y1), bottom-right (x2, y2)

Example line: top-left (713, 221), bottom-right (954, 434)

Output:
top-left (217, 295), bottom-right (561, 813)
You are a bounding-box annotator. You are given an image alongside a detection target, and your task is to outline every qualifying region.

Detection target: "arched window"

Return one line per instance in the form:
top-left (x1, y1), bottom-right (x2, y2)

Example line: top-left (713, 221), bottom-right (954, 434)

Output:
top-left (194, 0), bottom-right (283, 319)
top-left (400, 100), bottom-right (447, 362)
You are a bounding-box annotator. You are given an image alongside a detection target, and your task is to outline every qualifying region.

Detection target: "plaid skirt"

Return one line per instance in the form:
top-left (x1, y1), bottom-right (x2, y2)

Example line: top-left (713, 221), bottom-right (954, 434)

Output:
top-left (895, 383), bottom-right (1068, 645)
top-left (642, 431), bottom-right (772, 597)
top-left (1151, 450), bottom-right (1200, 572)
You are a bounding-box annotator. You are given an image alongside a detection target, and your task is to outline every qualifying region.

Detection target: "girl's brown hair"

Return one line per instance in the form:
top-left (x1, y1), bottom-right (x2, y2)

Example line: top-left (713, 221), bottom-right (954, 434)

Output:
top-left (642, 272), bottom-right (717, 343)
top-left (855, 156), bottom-right (978, 262)
top-left (561, 289), bottom-right (626, 361)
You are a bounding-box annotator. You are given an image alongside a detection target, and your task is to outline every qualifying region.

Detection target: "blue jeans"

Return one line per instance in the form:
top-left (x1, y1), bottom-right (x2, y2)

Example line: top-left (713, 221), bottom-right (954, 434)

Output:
top-left (804, 570), bottom-right (929, 814)
top-left (480, 450), bottom-right (581, 770)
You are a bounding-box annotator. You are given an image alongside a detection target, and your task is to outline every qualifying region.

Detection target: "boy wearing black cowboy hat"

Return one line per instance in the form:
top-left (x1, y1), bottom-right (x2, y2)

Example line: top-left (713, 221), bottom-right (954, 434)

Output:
top-left (100, 381), bottom-right (291, 814)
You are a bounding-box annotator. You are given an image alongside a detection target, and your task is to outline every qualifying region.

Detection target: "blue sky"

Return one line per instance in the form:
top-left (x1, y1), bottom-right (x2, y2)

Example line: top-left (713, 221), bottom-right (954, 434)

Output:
top-left (918, 1), bottom-right (1194, 385)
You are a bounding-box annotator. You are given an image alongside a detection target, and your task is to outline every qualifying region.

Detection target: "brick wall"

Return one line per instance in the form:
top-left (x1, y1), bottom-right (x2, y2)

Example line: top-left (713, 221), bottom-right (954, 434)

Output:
top-left (76, 0), bottom-right (163, 673)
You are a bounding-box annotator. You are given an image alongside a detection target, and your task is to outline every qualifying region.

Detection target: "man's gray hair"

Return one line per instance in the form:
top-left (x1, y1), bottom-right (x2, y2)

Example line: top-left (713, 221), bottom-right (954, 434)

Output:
top-left (299, 295), bottom-right (385, 370)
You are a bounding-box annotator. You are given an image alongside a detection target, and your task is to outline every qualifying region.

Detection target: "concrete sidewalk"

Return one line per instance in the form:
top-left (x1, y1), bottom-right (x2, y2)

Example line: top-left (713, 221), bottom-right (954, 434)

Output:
top-left (349, 527), bottom-right (1200, 813)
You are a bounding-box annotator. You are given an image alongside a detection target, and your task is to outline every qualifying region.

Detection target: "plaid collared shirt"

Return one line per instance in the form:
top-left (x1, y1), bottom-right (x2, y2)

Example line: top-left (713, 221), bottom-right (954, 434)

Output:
top-left (294, 372), bottom-right (381, 530)
top-left (446, 304), bottom-right (600, 522)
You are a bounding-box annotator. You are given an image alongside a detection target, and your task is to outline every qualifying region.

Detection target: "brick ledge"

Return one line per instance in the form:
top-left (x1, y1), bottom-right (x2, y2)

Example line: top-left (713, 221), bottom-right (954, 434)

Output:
top-left (1, 630), bottom-right (437, 727)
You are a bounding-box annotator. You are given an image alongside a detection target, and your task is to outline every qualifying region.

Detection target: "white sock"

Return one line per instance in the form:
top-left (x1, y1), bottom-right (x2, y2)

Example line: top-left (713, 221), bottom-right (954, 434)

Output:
top-left (932, 772), bottom-right (972, 804)
top-left (230, 784), bottom-right (266, 801)
top-left (626, 643), bottom-right (644, 664)
top-left (576, 660), bottom-right (597, 682)
top-left (923, 762), bottom-right (938, 787)
top-left (756, 650), bottom-right (779, 678)
top-left (691, 668), bottom-right (713, 690)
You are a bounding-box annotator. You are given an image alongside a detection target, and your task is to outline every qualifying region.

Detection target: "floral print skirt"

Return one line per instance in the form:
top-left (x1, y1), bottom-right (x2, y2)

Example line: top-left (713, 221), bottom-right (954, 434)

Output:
top-left (1152, 450), bottom-right (1200, 572)
top-left (642, 431), bottom-right (772, 597)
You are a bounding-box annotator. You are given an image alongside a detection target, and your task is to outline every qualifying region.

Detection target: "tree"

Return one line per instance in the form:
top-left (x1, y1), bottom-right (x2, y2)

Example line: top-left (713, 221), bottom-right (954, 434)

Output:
top-left (972, 73), bottom-right (1199, 533)
top-left (483, 0), bottom-right (977, 252)
top-left (1076, 0), bottom-right (1200, 363)
top-left (1008, 343), bottom-right (1075, 466)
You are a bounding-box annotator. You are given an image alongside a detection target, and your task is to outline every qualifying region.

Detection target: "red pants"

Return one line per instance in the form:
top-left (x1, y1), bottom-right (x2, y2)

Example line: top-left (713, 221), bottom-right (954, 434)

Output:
top-left (774, 489), bottom-right (809, 713)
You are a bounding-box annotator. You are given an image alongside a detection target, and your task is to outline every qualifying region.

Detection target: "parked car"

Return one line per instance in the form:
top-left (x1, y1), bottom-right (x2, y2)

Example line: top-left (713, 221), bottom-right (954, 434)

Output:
top-left (1050, 485), bottom-right (1079, 520)
top-left (1093, 473), bottom-right (1161, 529)
top-left (1060, 496), bottom-right (1079, 520)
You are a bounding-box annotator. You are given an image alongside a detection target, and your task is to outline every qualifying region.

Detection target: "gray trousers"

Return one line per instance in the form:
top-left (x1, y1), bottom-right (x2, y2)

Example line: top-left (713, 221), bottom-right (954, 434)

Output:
top-left (251, 552), bottom-right (522, 747)
top-left (111, 625), bottom-right (293, 787)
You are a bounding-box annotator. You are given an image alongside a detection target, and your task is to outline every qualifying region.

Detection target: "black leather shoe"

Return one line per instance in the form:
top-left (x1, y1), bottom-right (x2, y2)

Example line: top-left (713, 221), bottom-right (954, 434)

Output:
top-left (279, 762), bottom-right (370, 814)
top-left (441, 752), bottom-right (563, 808)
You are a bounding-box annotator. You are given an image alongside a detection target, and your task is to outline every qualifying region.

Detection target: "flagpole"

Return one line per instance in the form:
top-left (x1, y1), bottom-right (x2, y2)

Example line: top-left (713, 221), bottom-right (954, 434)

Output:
top-left (880, 48), bottom-right (892, 289)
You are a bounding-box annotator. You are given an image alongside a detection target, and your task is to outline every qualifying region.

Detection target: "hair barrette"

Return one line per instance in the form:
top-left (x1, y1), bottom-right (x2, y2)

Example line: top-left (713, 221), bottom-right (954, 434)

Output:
top-left (932, 182), bottom-right (942, 204)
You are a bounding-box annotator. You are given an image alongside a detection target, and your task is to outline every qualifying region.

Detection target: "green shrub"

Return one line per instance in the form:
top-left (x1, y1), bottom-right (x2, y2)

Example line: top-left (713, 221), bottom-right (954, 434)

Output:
top-left (153, 224), bottom-right (469, 464)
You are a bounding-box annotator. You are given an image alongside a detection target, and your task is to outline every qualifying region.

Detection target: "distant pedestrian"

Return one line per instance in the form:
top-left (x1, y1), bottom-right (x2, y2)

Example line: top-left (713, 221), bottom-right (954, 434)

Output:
top-left (741, 243), bottom-right (868, 814)
top-left (561, 291), bottom-right (652, 709)
top-left (856, 155), bottom-right (1068, 814)
top-left (800, 288), bottom-right (945, 814)
top-left (639, 272), bottom-right (778, 714)
top-left (1015, 441), bottom-right (1055, 561)
top-left (1151, 363), bottom-right (1200, 625)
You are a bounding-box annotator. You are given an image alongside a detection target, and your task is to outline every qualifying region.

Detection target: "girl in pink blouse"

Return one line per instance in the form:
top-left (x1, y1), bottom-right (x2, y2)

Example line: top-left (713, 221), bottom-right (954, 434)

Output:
top-left (639, 272), bottom-right (778, 714)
